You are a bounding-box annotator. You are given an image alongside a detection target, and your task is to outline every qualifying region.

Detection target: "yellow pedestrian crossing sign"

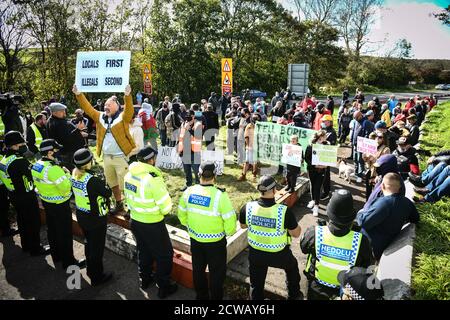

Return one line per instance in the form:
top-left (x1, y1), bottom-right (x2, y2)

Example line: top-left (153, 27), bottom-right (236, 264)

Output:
top-left (221, 58), bottom-right (232, 95)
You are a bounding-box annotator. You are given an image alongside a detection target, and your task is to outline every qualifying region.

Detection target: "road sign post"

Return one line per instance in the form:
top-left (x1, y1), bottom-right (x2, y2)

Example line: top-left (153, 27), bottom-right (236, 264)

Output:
top-left (143, 63), bottom-right (152, 95)
top-left (221, 58), bottom-right (233, 95)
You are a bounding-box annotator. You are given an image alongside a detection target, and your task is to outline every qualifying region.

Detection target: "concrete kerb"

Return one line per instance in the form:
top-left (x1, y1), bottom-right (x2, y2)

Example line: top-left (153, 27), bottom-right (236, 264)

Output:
top-left (375, 106), bottom-right (438, 300)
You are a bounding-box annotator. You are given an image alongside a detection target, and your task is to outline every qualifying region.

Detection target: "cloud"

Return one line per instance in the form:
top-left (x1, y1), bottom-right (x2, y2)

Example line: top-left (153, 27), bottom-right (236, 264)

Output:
top-left (368, 1), bottom-right (450, 59)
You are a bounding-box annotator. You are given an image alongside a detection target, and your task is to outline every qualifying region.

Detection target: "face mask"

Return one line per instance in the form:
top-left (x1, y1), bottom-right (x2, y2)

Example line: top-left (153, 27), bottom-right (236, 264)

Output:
top-left (321, 123), bottom-right (327, 129)
top-left (18, 145), bottom-right (28, 155)
top-left (195, 111), bottom-right (202, 118)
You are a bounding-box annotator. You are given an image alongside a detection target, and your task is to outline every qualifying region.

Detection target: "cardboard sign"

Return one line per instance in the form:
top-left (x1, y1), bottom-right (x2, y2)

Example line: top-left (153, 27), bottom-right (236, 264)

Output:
top-left (221, 58), bottom-right (233, 95)
top-left (254, 122), bottom-right (316, 170)
top-left (281, 144), bottom-right (303, 167)
top-left (156, 146), bottom-right (183, 170)
top-left (75, 51), bottom-right (131, 93)
top-left (312, 144), bottom-right (338, 167)
top-left (357, 136), bottom-right (378, 156)
top-left (201, 150), bottom-right (224, 175)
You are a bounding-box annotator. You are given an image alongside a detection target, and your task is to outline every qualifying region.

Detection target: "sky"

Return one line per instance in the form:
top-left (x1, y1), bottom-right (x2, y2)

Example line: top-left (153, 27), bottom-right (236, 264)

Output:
top-left (366, 0), bottom-right (450, 59)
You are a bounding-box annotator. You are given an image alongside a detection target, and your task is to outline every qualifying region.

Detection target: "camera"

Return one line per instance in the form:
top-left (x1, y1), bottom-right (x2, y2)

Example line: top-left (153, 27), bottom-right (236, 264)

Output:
top-left (0, 92), bottom-right (24, 113)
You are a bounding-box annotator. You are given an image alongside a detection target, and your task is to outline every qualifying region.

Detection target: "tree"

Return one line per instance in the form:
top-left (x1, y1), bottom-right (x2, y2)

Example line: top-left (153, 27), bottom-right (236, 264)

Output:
top-left (337, 0), bottom-right (382, 59)
top-left (434, 5), bottom-right (450, 26)
top-left (291, 0), bottom-right (340, 24)
top-left (0, 0), bottom-right (29, 91)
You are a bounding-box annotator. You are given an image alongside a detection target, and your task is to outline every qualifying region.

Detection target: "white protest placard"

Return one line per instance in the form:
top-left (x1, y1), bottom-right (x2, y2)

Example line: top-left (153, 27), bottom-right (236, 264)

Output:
top-left (156, 146), bottom-right (183, 170)
top-left (281, 144), bottom-right (303, 167)
top-left (312, 144), bottom-right (338, 167)
top-left (75, 51), bottom-right (131, 93)
top-left (357, 136), bottom-right (378, 156)
top-left (201, 150), bottom-right (224, 175)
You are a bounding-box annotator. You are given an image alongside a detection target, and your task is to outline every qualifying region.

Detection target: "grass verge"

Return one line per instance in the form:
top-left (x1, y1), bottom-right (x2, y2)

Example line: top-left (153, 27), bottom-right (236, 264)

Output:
top-left (411, 101), bottom-right (450, 300)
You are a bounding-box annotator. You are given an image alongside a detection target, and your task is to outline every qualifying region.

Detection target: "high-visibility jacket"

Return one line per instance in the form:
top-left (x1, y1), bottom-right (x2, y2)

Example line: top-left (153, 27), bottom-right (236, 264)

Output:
top-left (245, 201), bottom-right (290, 253)
top-left (306, 226), bottom-right (362, 288)
top-left (31, 159), bottom-right (72, 204)
top-left (178, 122), bottom-right (202, 154)
top-left (71, 172), bottom-right (108, 216)
top-left (178, 184), bottom-right (236, 243)
top-left (30, 123), bottom-right (43, 148)
top-left (0, 154), bottom-right (20, 191)
top-left (0, 117), bottom-right (4, 137)
top-left (124, 162), bottom-right (172, 224)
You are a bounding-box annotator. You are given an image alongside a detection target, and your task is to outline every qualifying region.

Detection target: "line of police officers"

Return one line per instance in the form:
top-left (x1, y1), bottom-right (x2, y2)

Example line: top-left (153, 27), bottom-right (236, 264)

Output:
top-left (1, 130), bottom-right (373, 299)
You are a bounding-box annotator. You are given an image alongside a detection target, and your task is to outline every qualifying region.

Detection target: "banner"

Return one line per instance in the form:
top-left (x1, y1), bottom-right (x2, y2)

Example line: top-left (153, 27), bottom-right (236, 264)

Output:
top-left (254, 122), bottom-right (316, 170)
top-left (312, 144), bottom-right (338, 167)
top-left (221, 58), bottom-right (233, 95)
top-left (75, 51), bottom-right (131, 93)
top-left (281, 144), bottom-right (303, 167)
top-left (156, 146), bottom-right (183, 170)
top-left (357, 136), bottom-right (378, 156)
top-left (201, 150), bottom-right (224, 175)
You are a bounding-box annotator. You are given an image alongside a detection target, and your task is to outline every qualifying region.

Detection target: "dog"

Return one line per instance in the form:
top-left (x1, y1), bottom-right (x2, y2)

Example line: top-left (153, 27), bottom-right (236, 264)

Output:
top-left (338, 159), bottom-right (354, 184)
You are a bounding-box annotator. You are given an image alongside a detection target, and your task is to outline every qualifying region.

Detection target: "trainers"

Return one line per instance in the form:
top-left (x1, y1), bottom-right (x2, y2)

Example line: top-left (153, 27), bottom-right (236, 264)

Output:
top-left (414, 187), bottom-right (430, 196)
top-left (320, 193), bottom-right (330, 200)
top-left (307, 200), bottom-right (315, 209)
top-left (158, 282), bottom-right (178, 299)
top-left (312, 205), bottom-right (319, 217)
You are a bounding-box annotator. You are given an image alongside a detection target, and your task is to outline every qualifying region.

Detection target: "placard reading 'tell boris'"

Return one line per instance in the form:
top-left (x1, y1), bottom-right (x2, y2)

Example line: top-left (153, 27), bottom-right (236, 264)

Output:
top-left (75, 51), bottom-right (131, 93)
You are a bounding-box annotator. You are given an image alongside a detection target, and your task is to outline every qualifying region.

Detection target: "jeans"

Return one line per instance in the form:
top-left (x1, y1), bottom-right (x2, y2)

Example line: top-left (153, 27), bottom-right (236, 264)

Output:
top-left (424, 165), bottom-right (450, 202)
top-left (353, 149), bottom-right (365, 177)
top-left (422, 162), bottom-right (446, 186)
top-left (159, 129), bottom-right (168, 147)
top-left (183, 152), bottom-right (200, 187)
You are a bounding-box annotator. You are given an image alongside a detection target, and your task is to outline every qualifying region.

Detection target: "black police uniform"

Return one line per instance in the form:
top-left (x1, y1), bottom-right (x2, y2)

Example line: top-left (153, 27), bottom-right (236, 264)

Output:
top-left (39, 157), bottom-right (78, 268)
top-left (239, 198), bottom-right (301, 300)
top-left (75, 169), bottom-right (112, 283)
top-left (5, 149), bottom-right (42, 253)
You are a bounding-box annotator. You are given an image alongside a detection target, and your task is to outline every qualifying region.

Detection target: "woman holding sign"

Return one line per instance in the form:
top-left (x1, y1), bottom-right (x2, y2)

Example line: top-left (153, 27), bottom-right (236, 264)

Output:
top-left (304, 130), bottom-right (329, 217)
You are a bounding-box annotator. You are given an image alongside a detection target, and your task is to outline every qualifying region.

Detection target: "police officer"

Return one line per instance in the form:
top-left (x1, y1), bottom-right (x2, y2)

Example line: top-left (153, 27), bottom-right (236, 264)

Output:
top-left (71, 148), bottom-right (113, 286)
top-left (177, 162), bottom-right (237, 300)
top-left (301, 189), bottom-right (374, 300)
top-left (124, 146), bottom-right (178, 299)
top-left (0, 139), bottom-right (18, 237)
top-left (0, 131), bottom-right (47, 255)
top-left (31, 139), bottom-right (84, 269)
top-left (239, 175), bottom-right (302, 300)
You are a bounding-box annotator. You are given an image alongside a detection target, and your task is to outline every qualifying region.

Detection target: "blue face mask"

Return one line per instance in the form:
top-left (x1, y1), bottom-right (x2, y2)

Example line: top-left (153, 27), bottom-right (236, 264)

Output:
top-left (195, 111), bottom-right (202, 118)
top-left (321, 123), bottom-right (327, 129)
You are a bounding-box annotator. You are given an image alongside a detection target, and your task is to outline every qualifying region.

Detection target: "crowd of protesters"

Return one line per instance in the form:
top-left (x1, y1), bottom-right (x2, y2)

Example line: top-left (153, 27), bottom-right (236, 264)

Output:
top-left (0, 82), bottom-right (447, 301)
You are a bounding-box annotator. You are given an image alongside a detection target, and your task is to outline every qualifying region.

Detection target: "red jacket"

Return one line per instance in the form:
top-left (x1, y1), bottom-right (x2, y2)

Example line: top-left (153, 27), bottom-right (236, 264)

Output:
top-left (301, 98), bottom-right (316, 112)
top-left (313, 109), bottom-right (331, 131)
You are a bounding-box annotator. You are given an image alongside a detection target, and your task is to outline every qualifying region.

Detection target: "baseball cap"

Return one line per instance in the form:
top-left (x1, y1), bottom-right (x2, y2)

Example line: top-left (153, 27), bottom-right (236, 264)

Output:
top-left (338, 267), bottom-right (384, 300)
top-left (257, 176), bottom-right (280, 192)
top-left (375, 121), bottom-right (387, 130)
top-left (366, 110), bottom-right (374, 117)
